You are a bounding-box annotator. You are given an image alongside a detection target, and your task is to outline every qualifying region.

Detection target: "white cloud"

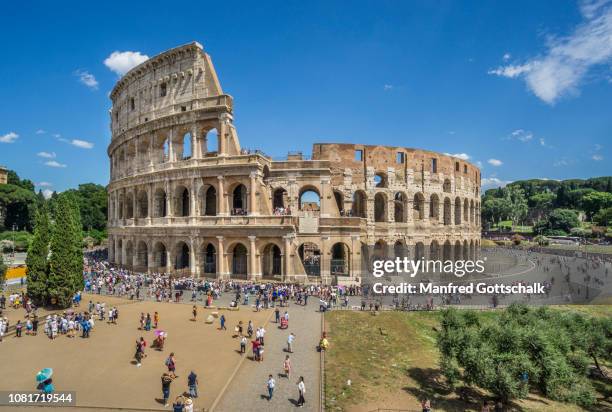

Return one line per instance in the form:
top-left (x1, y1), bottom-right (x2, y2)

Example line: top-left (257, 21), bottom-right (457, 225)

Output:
top-left (45, 160), bottom-right (67, 168)
top-left (37, 151), bottom-right (56, 159)
top-left (70, 139), bottom-right (94, 149)
top-left (503, 53), bottom-right (511, 61)
top-left (52, 133), bottom-right (61, 138)
top-left (592, 154), bottom-right (604, 160)
top-left (594, 143), bottom-right (603, 150)
top-left (42, 189), bottom-right (54, 199)
top-left (74, 70), bottom-right (98, 90)
top-left (104, 51), bottom-right (149, 76)
top-left (509, 129), bottom-right (534, 142)
top-left (35, 129), bottom-right (46, 135)
top-left (487, 158), bottom-right (503, 166)
top-left (383, 84), bottom-right (393, 91)
top-left (37, 182), bottom-right (53, 187)
top-left (475, 160), bottom-right (483, 168)
top-left (553, 158), bottom-right (571, 167)
top-left (444, 152), bottom-right (470, 160)
top-left (481, 177), bottom-right (512, 189)
top-left (488, 0), bottom-right (612, 104)
top-left (539, 138), bottom-right (546, 146)
top-left (0, 132), bottom-right (19, 143)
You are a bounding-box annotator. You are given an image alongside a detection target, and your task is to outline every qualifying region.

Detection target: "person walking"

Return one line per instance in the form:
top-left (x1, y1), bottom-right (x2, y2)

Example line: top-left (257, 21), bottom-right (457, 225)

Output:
top-left (297, 376), bottom-right (306, 407)
top-left (266, 374), bottom-right (275, 401)
top-left (275, 307), bottom-right (280, 323)
top-left (283, 355), bottom-right (292, 379)
top-left (161, 372), bottom-right (174, 407)
top-left (240, 335), bottom-right (247, 354)
top-left (192, 305), bottom-right (197, 321)
top-left (187, 370), bottom-right (198, 398)
top-left (165, 352), bottom-right (177, 375)
top-left (154, 311), bottom-right (159, 328)
top-left (220, 314), bottom-right (226, 330)
top-left (287, 333), bottom-right (295, 353)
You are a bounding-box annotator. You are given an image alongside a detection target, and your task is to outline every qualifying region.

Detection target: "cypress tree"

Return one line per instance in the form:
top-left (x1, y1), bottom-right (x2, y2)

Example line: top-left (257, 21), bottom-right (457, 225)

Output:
top-left (66, 193), bottom-right (84, 292)
top-left (26, 204), bottom-right (51, 305)
top-left (0, 254), bottom-right (6, 290)
top-left (47, 195), bottom-right (79, 308)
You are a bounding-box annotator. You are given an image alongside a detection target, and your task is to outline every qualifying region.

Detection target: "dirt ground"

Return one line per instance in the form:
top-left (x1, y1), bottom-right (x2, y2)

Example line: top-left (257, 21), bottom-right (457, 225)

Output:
top-left (0, 294), bottom-right (270, 411)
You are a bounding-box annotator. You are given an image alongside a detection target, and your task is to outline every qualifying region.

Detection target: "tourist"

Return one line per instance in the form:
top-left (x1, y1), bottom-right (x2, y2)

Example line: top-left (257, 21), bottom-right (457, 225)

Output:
top-left (161, 372), bottom-right (175, 407)
top-left (192, 305), bottom-right (197, 321)
top-left (187, 370), bottom-right (199, 398)
top-left (481, 400), bottom-right (491, 412)
top-left (247, 320), bottom-right (253, 337)
top-left (220, 314), bottom-right (226, 330)
top-left (266, 374), bottom-right (275, 401)
top-left (275, 307), bottom-right (280, 323)
top-left (421, 398), bottom-right (431, 412)
top-left (165, 352), bottom-right (177, 374)
top-left (184, 397), bottom-right (194, 412)
top-left (15, 320), bottom-right (23, 337)
top-left (240, 335), bottom-right (247, 354)
top-left (297, 376), bottom-right (306, 407)
top-left (139, 312), bottom-right (145, 329)
top-left (287, 332), bottom-right (295, 353)
top-left (154, 311), bottom-right (159, 328)
top-left (260, 326), bottom-right (266, 345)
top-left (283, 355), bottom-right (292, 379)
top-left (172, 395), bottom-right (184, 412)
top-left (145, 313), bottom-right (152, 331)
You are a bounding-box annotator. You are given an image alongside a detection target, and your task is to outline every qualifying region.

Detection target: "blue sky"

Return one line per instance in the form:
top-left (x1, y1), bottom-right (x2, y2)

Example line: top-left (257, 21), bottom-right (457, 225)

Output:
top-left (1, 0), bottom-right (611, 196)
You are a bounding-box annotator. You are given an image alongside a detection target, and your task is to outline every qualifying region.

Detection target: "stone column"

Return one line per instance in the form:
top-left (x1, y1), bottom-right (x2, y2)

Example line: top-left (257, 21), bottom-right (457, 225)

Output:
top-left (190, 178), bottom-right (197, 217)
top-left (108, 235), bottom-right (114, 263)
top-left (216, 236), bottom-right (226, 279)
top-left (218, 116), bottom-right (227, 156)
top-left (191, 124), bottom-right (200, 159)
top-left (283, 235), bottom-right (292, 281)
top-left (147, 249), bottom-right (154, 273)
top-left (320, 177), bottom-right (330, 217)
top-left (167, 128), bottom-right (175, 163)
top-left (132, 242), bottom-right (138, 269)
top-left (249, 171), bottom-right (259, 215)
top-left (165, 248), bottom-right (173, 274)
top-left (248, 235), bottom-right (260, 280)
top-left (132, 189), bottom-right (137, 222)
top-left (217, 176), bottom-right (227, 216)
top-left (147, 184), bottom-right (153, 224)
top-left (149, 133), bottom-right (155, 166)
top-left (165, 181), bottom-right (172, 217)
top-left (190, 237), bottom-right (198, 277)
top-left (321, 236), bottom-right (331, 284)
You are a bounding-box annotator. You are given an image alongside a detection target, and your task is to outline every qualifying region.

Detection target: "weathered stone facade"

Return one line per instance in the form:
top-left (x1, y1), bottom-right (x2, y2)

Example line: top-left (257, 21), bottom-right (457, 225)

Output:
top-left (107, 42), bottom-right (481, 285)
top-left (0, 166), bottom-right (7, 185)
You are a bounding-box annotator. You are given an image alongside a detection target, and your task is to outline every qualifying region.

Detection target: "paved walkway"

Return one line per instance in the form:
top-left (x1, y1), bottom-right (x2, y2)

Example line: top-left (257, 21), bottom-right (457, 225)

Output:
top-left (215, 300), bottom-right (322, 412)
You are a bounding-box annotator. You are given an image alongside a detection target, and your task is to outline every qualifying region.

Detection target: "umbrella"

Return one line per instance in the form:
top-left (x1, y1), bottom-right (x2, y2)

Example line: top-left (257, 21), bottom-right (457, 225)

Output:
top-left (154, 330), bottom-right (166, 337)
top-left (36, 368), bottom-right (53, 382)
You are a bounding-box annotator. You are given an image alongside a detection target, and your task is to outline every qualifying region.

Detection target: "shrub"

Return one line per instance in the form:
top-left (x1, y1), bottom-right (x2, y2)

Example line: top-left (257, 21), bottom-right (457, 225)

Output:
top-left (533, 235), bottom-right (550, 246)
top-left (511, 234), bottom-right (524, 245)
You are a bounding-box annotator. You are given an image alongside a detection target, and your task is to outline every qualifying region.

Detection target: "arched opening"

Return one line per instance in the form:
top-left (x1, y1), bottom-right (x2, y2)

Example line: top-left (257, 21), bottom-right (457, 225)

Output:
top-left (175, 186), bottom-right (190, 217)
top-left (126, 193), bottom-right (134, 219)
top-left (175, 242), bottom-right (190, 271)
top-left (454, 241), bottom-right (462, 262)
top-left (443, 198), bottom-right (451, 225)
top-left (137, 190), bottom-right (148, 218)
top-left (413, 193), bottom-right (425, 221)
top-left (199, 185), bottom-right (217, 216)
top-left (153, 242), bottom-right (167, 269)
top-left (469, 240), bottom-right (475, 260)
top-left (231, 243), bottom-right (248, 278)
top-left (330, 243), bottom-right (350, 276)
top-left (202, 243), bottom-right (216, 276)
top-left (136, 241), bottom-right (148, 268)
top-left (118, 195), bottom-right (124, 219)
top-left (231, 184), bottom-right (247, 215)
top-left (374, 193), bottom-right (387, 222)
top-left (470, 200), bottom-right (475, 224)
top-left (116, 239), bottom-right (123, 265)
top-left (154, 189), bottom-right (167, 217)
top-left (463, 199), bottom-right (469, 223)
top-left (298, 188), bottom-right (321, 212)
top-left (204, 128), bottom-right (218, 154)
top-left (298, 242), bottom-right (321, 276)
top-left (374, 173), bottom-right (387, 188)
top-left (443, 240), bottom-right (452, 261)
top-left (454, 197), bottom-right (462, 225)
top-left (182, 132), bottom-right (192, 159)
top-left (430, 241), bottom-right (440, 261)
top-left (415, 242), bottom-right (425, 261)
top-left (163, 138), bottom-right (170, 162)
top-left (262, 244), bottom-right (282, 278)
top-left (429, 194), bottom-right (440, 221)
top-left (273, 188), bottom-right (288, 213)
top-left (125, 240), bottom-right (134, 266)
top-left (394, 192), bottom-right (406, 223)
top-left (443, 179), bottom-right (451, 193)
top-left (352, 190), bottom-right (367, 218)
top-left (463, 240), bottom-right (469, 260)
top-left (394, 240), bottom-right (408, 259)
top-left (333, 191), bottom-right (344, 215)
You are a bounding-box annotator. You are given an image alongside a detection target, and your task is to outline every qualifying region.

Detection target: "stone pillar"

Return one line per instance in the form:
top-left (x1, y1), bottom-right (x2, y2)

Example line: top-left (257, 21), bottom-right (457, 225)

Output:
top-left (217, 176), bottom-right (227, 216)
top-left (191, 124), bottom-right (200, 159)
top-left (248, 235), bottom-right (260, 280)
top-left (108, 235), bottom-right (114, 263)
top-left (249, 171), bottom-right (258, 216)
top-left (216, 236), bottom-right (227, 279)
top-left (190, 237), bottom-right (198, 277)
top-left (165, 181), bottom-right (172, 217)
top-left (132, 189), bottom-right (137, 222)
top-left (167, 128), bottom-right (175, 163)
top-left (218, 117), bottom-right (227, 156)
top-left (147, 249), bottom-right (154, 273)
top-left (165, 249), bottom-right (173, 274)
top-left (321, 236), bottom-right (331, 284)
top-left (132, 243), bottom-right (138, 268)
top-left (190, 178), bottom-right (197, 217)
top-left (283, 235), bottom-right (292, 281)
top-left (149, 133), bottom-right (155, 166)
top-left (147, 184), bottom-right (153, 224)
top-left (320, 177), bottom-right (330, 217)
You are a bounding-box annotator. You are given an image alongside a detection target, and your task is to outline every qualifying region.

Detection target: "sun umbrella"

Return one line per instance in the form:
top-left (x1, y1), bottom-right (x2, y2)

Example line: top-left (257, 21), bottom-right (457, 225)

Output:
top-left (154, 330), bottom-right (166, 337)
top-left (36, 368), bottom-right (53, 382)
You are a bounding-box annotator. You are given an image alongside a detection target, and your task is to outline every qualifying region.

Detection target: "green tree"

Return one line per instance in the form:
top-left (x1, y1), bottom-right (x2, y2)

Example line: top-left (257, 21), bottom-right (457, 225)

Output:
top-left (529, 192), bottom-right (556, 221)
top-left (581, 191), bottom-right (612, 220)
top-left (0, 253), bottom-right (6, 289)
top-left (64, 183), bottom-right (107, 232)
top-left (504, 185), bottom-right (528, 228)
top-left (25, 204), bottom-right (51, 305)
top-left (594, 207), bottom-right (612, 226)
top-left (482, 197), bottom-right (512, 227)
top-left (0, 183), bottom-right (38, 231)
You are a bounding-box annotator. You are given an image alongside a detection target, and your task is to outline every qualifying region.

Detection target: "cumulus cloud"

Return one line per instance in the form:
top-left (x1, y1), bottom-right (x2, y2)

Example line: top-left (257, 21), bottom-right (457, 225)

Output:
top-left (508, 129), bottom-right (534, 142)
top-left (74, 70), bottom-right (99, 90)
top-left (42, 189), bottom-right (54, 199)
top-left (104, 51), bottom-right (149, 76)
top-left (37, 151), bottom-right (56, 159)
top-left (592, 154), bottom-right (604, 160)
top-left (35, 129), bottom-right (46, 135)
top-left (383, 84), bottom-right (393, 91)
top-left (488, 0), bottom-right (612, 104)
top-left (45, 160), bottom-right (67, 168)
top-left (37, 182), bottom-right (53, 187)
top-left (444, 152), bottom-right (470, 160)
top-left (70, 139), bottom-right (94, 149)
top-left (487, 158), bottom-right (503, 166)
top-left (481, 177), bottom-right (512, 189)
top-left (0, 132), bottom-right (19, 143)
top-left (503, 53), bottom-right (511, 61)
top-left (553, 158), bottom-right (571, 167)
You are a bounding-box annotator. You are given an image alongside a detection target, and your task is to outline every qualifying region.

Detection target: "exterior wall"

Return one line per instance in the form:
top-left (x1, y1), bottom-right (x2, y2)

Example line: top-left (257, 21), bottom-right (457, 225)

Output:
top-left (107, 42), bottom-right (481, 285)
top-left (0, 167), bottom-right (7, 185)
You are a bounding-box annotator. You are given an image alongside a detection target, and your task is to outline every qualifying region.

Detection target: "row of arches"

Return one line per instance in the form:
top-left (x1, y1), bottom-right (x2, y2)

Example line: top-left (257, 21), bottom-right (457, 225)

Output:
top-left (372, 239), bottom-right (480, 261)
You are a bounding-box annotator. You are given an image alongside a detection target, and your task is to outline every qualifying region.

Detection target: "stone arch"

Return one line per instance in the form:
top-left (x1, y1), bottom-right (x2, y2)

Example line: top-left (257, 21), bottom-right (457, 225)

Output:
top-left (413, 193), bottom-right (425, 220)
top-left (125, 192), bottom-right (134, 219)
top-left (181, 132), bottom-right (192, 160)
top-left (394, 192), bottom-right (407, 223)
top-left (374, 192), bottom-right (387, 222)
top-left (231, 183), bottom-right (248, 214)
top-left (352, 190), bottom-right (367, 218)
top-left (229, 242), bottom-right (248, 278)
top-left (118, 193), bottom-right (125, 219)
top-left (117, 239), bottom-right (123, 265)
top-left (443, 240), bottom-right (452, 261)
top-left (469, 239), bottom-right (475, 260)
top-left (125, 240), bottom-right (134, 266)
top-left (199, 185), bottom-right (217, 216)
top-left (333, 190), bottom-right (344, 215)
top-left (153, 188), bottom-right (167, 217)
top-left (136, 189), bottom-right (148, 218)
top-left (298, 186), bottom-right (321, 212)
top-left (443, 197), bottom-right (451, 225)
top-left (330, 242), bottom-right (350, 276)
top-left (463, 240), bottom-right (469, 260)
top-left (373, 239), bottom-right (387, 259)
top-left (174, 241), bottom-right (190, 271)
top-left (273, 187), bottom-right (288, 210)
top-left (203, 128), bottom-right (218, 154)
top-left (152, 241), bottom-right (167, 269)
top-left (454, 241), bottom-right (462, 261)
top-left (415, 242), bottom-right (425, 261)
top-left (136, 241), bottom-right (148, 268)
top-left (430, 240), bottom-right (440, 261)
top-left (298, 242), bottom-right (321, 276)
top-left (261, 243), bottom-right (282, 278)
top-left (374, 172), bottom-right (387, 188)
top-left (174, 185), bottom-right (190, 217)
top-left (201, 242), bottom-right (217, 276)
top-left (394, 240), bottom-right (408, 258)
top-left (443, 179), bottom-right (451, 193)
top-left (429, 194), bottom-right (440, 221)
top-left (463, 198), bottom-right (469, 223)
top-left (454, 197), bottom-right (462, 225)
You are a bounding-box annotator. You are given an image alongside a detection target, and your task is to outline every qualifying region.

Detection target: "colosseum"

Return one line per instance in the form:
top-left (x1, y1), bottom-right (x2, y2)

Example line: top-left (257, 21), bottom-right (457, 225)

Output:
top-left (107, 42), bottom-right (481, 285)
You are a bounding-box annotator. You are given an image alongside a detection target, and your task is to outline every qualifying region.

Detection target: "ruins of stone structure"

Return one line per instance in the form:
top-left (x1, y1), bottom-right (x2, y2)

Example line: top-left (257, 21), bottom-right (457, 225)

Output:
top-left (107, 42), bottom-right (481, 284)
top-left (0, 166), bottom-right (7, 185)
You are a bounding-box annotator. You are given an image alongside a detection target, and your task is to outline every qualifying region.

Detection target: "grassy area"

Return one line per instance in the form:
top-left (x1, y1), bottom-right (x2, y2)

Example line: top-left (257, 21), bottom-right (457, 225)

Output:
top-left (546, 244), bottom-right (612, 255)
top-left (324, 308), bottom-right (612, 412)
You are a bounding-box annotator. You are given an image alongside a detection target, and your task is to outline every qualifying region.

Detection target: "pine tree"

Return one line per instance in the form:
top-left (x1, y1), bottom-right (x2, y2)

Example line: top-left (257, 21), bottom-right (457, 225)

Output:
top-left (26, 204), bottom-right (51, 305)
top-left (47, 194), bottom-right (80, 308)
